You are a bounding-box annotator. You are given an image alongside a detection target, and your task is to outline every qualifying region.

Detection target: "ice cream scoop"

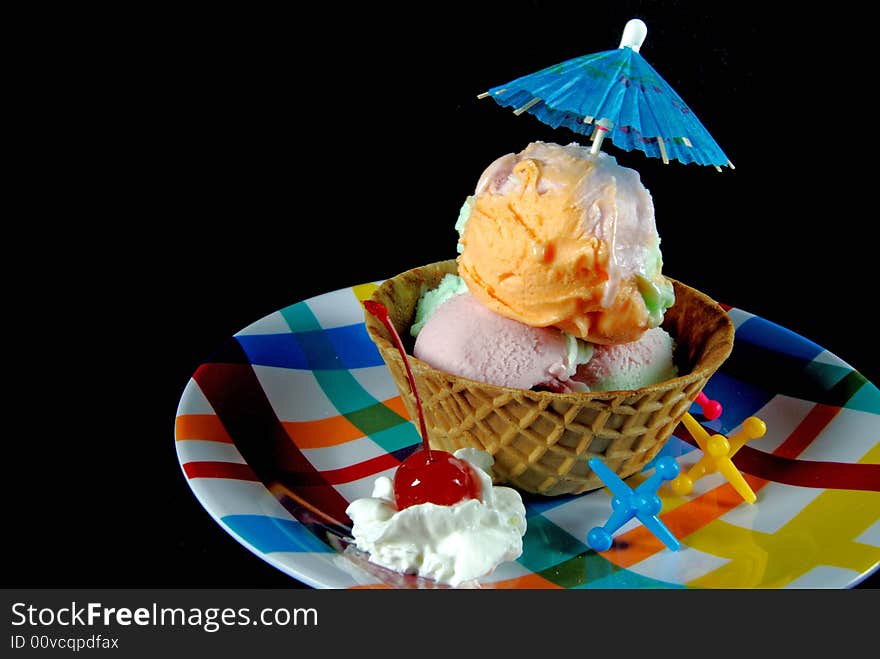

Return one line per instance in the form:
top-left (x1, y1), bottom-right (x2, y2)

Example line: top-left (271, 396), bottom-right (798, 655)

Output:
top-left (413, 290), bottom-right (591, 392)
top-left (573, 326), bottom-right (678, 391)
top-left (410, 273), bottom-right (468, 337)
top-left (457, 141), bottom-right (674, 344)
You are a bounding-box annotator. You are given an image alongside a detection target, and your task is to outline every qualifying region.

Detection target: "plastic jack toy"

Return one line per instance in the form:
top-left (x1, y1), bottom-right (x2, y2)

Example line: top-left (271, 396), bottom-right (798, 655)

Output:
top-left (670, 413), bottom-right (767, 504)
top-left (587, 456), bottom-right (681, 552)
top-left (695, 391), bottom-right (723, 420)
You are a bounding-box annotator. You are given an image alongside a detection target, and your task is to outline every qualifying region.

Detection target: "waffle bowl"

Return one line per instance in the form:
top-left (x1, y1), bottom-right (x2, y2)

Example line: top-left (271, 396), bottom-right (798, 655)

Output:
top-left (364, 259), bottom-right (734, 496)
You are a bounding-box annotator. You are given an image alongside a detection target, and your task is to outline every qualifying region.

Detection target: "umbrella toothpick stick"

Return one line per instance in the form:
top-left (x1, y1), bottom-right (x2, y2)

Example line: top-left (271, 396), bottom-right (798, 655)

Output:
top-left (590, 118), bottom-right (613, 155)
top-left (619, 18), bottom-right (648, 52)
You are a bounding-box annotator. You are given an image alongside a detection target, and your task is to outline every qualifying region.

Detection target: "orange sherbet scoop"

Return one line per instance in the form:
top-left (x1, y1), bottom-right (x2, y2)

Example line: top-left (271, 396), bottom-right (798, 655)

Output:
top-left (457, 142), bottom-right (673, 345)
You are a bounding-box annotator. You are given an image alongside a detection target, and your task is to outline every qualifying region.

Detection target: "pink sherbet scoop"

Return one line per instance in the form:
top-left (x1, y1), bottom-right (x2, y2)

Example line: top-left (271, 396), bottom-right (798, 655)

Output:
top-left (573, 326), bottom-right (677, 391)
top-left (414, 292), bottom-right (578, 391)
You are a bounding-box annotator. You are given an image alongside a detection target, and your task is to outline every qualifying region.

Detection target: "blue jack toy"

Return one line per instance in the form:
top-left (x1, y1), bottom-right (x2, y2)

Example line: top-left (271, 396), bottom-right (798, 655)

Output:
top-left (587, 456), bottom-right (682, 552)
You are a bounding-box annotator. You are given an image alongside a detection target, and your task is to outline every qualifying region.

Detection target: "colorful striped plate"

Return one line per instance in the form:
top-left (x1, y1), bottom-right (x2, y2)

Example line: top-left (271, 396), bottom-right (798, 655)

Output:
top-left (175, 281), bottom-right (880, 589)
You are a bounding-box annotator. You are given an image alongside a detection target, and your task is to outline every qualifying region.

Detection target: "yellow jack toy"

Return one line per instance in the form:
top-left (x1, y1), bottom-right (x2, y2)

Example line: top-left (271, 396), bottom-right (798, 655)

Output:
top-left (670, 413), bottom-right (767, 504)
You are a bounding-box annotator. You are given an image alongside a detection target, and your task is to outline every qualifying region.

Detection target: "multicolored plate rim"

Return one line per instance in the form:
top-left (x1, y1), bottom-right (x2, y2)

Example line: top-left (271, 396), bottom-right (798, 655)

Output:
top-left (174, 281), bottom-right (880, 589)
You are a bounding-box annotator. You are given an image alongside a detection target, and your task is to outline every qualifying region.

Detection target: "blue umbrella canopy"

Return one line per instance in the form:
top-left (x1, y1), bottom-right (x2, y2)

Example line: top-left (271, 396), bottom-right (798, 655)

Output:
top-left (479, 19), bottom-right (732, 170)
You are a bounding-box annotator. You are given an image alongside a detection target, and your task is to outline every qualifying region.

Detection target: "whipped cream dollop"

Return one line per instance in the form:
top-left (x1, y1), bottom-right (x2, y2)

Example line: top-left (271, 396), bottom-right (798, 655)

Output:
top-left (345, 448), bottom-right (527, 587)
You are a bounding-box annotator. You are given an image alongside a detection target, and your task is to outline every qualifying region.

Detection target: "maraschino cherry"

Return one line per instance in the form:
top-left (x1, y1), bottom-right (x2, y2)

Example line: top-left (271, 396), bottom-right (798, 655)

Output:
top-left (364, 300), bottom-right (481, 510)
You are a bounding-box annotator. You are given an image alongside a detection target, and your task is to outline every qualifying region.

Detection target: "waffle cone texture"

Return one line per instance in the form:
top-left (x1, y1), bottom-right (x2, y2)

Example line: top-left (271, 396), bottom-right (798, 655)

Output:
top-left (364, 260), bottom-right (735, 496)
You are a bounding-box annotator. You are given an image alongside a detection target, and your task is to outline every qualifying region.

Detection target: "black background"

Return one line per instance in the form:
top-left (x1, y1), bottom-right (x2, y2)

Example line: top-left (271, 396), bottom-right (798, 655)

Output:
top-left (6, 0), bottom-right (877, 590)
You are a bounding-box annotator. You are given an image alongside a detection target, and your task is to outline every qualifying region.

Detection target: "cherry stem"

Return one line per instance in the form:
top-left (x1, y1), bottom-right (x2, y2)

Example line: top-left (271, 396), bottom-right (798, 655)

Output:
top-left (364, 300), bottom-right (433, 459)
